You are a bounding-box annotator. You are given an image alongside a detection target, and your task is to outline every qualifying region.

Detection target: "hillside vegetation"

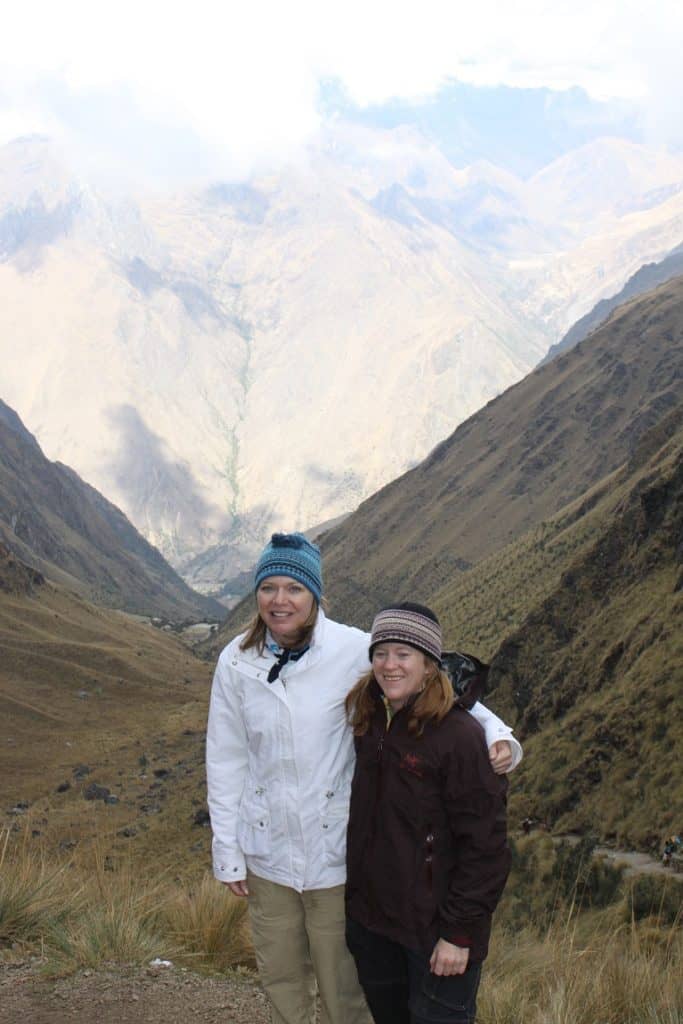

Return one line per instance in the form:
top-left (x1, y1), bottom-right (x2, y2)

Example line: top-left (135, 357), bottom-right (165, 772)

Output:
top-left (0, 550), bottom-right (212, 871)
top-left (488, 413), bottom-right (683, 847)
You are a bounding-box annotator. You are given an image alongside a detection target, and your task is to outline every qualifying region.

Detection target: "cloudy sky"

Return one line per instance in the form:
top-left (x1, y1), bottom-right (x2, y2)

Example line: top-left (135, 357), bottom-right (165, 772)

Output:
top-left (0, 0), bottom-right (680, 183)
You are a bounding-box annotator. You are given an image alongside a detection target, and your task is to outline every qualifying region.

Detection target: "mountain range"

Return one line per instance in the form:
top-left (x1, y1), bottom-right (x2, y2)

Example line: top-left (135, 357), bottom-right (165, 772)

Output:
top-left (543, 242), bottom-right (683, 364)
top-left (1, 126), bottom-right (683, 597)
top-left (2, 263), bottom-right (681, 859)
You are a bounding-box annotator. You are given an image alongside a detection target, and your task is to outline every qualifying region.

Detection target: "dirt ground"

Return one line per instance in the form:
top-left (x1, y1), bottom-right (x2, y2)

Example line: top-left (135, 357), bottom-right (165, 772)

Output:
top-left (0, 959), bottom-right (277, 1024)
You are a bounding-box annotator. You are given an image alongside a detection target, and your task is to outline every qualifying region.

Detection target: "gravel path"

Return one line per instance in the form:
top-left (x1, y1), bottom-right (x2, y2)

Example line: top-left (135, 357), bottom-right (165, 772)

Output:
top-left (0, 959), bottom-right (275, 1024)
top-left (549, 833), bottom-right (678, 878)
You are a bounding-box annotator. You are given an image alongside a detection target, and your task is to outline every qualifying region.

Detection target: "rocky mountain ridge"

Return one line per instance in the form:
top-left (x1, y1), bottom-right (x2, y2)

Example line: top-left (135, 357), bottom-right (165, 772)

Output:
top-left (543, 242), bottom-right (683, 364)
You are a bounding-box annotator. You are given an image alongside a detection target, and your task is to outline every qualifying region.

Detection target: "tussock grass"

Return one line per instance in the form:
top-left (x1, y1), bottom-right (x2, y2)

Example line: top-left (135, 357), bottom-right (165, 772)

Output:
top-left (480, 915), bottom-right (682, 1024)
top-left (0, 828), bottom-right (75, 947)
top-left (48, 856), bottom-right (171, 969)
top-left (0, 835), bottom-right (249, 973)
top-left (164, 873), bottom-right (251, 970)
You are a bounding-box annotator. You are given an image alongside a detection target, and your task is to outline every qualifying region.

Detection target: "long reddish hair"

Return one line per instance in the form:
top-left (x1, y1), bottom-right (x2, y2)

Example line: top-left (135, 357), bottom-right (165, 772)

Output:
top-left (345, 657), bottom-right (454, 736)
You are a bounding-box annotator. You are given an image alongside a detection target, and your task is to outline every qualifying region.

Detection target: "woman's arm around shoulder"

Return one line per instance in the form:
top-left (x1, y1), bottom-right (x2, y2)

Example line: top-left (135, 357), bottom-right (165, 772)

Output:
top-left (467, 700), bottom-right (522, 772)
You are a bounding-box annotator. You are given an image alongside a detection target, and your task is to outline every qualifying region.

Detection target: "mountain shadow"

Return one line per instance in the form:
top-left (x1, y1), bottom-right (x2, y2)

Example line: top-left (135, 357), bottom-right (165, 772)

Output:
top-left (0, 400), bottom-right (222, 619)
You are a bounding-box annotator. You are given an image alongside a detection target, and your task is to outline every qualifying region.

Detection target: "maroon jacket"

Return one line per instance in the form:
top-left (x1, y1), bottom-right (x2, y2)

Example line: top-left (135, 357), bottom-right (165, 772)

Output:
top-left (345, 682), bottom-right (510, 962)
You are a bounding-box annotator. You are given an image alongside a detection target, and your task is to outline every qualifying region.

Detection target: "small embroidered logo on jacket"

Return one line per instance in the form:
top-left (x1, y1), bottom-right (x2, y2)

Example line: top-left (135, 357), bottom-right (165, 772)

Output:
top-left (400, 752), bottom-right (424, 778)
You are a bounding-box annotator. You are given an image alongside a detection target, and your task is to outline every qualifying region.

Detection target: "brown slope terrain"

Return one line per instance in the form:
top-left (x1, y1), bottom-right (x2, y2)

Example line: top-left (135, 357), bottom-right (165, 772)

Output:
top-left (309, 274), bottom-right (683, 628)
top-left (0, 399), bottom-right (222, 620)
top-left (0, 540), bottom-right (44, 595)
top-left (424, 405), bottom-right (683, 659)
top-left (0, 555), bottom-right (213, 871)
top-left (485, 412), bottom-right (683, 849)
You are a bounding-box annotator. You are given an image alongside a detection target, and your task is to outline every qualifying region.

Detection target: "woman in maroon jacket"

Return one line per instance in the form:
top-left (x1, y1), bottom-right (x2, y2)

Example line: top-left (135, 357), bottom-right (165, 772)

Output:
top-left (344, 603), bottom-right (510, 1024)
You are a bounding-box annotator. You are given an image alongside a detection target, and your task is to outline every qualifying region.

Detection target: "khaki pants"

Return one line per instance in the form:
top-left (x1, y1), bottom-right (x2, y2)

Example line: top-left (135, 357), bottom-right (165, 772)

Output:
top-left (247, 872), bottom-right (372, 1024)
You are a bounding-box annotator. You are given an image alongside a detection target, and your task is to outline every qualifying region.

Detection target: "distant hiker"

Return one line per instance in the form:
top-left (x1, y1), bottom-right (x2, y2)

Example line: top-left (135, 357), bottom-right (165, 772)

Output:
top-left (206, 533), bottom-right (521, 1024)
top-left (522, 816), bottom-right (534, 835)
top-left (345, 604), bottom-right (510, 1024)
top-left (662, 834), bottom-right (682, 867)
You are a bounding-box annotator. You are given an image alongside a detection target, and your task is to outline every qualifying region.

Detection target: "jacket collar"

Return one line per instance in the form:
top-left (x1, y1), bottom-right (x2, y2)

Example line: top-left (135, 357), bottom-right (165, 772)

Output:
top-left (240, 609), bottom-right (327, 675)
top-left (369, 676), bottom-right (421, 717)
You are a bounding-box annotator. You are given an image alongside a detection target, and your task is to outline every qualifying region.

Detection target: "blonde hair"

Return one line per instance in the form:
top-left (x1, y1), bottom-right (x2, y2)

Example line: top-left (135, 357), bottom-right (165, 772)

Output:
top-left (345, 657), bottom-right (454, 736)
top-left (239, 592), bottom-right (328, 653)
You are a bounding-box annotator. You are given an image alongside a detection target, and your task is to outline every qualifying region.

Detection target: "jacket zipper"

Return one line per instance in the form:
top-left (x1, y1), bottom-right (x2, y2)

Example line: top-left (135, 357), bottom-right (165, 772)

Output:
top-left (365, 720), bottom-right (390, 915)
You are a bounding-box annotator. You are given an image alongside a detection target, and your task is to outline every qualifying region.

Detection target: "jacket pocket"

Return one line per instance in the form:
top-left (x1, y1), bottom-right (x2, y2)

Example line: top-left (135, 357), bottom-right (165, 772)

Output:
top-left (236, 790), bottom-right (271, 857)
top-left (320, 788), bottom-right (350, 869)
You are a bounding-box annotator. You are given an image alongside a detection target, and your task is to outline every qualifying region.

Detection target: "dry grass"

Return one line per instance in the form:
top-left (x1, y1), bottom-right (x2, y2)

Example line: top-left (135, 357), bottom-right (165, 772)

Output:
top-left (1, 832), bottom-right (680, 1022)
top-left (164, 873), bottom-right (252, 970)
top-left (480, 913), bottom-right (682, 1024)
top-left (0, 835), bottom-right (249, 973)
top-left (0, 829), bottom-right (75, 947)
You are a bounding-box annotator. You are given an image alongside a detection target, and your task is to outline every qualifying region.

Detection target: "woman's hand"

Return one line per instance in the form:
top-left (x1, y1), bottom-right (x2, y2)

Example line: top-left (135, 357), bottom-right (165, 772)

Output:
top-left (429, 938), bottom-right (469, 975)
top-left (488, 739), bottom-right (513, 774)
top-left (222, 879), bottom-right (249, 897)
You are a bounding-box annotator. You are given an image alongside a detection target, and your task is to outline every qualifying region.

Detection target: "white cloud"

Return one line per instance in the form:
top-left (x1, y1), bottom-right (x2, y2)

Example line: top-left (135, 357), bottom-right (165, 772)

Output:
top-left (0, 0), bottom-right (681, 183)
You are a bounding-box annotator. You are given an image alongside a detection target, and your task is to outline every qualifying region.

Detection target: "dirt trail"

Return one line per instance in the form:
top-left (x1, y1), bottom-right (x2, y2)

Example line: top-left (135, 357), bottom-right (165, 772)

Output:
top-left (0, 960), bottom-right (275, 1024)
top-left (593, 846), bottom-right (676, 878)
top-left (550, 833), bottom-right (679, 878)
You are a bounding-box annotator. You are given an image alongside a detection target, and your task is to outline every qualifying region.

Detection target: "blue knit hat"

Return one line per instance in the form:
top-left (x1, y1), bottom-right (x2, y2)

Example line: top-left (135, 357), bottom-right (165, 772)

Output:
top-left (254, 533), bottom-right (323, 603)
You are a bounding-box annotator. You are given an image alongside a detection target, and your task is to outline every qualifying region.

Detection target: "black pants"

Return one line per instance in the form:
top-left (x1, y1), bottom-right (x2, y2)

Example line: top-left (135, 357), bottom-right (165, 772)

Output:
top-left (346, 918), bottom-right (482, 1024)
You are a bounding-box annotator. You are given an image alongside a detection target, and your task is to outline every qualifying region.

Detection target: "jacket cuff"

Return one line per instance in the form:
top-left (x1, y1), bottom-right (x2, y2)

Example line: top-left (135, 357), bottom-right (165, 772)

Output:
top-left (440, 928), bottom-right (473, 948)
top-left (212, 843), bottom-right (247, 882)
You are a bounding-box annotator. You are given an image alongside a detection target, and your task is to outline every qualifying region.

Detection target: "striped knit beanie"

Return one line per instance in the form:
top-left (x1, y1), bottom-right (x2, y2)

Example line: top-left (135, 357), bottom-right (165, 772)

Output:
top-left (369, 602), bottom-right (442, 663)
top-left (254, 533), bottom-right (323, 603)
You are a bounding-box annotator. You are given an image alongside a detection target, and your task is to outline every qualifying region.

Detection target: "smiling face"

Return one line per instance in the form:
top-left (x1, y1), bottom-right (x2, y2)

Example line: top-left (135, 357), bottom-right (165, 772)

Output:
top-left (256, 575), bottom-right (316, 647)
top-left (371, 642), bottom-right (433, 711)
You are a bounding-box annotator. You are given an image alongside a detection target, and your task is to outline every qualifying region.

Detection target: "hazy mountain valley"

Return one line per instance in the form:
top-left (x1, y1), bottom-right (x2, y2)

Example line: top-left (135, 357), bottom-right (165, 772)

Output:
top-left (3, 2), bottom-right (683, 1009)
top-left (2, 126), bottom-right (683, 598)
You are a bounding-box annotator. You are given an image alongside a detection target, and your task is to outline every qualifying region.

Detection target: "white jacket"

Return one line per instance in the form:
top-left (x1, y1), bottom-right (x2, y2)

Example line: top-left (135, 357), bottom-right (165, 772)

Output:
top-left (206, 611), bottom-right (522, 893)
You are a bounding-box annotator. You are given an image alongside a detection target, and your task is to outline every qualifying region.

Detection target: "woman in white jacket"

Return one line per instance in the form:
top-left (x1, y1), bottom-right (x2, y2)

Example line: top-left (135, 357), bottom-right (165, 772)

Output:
top-left (206, 533), bottom-right (521, 1024)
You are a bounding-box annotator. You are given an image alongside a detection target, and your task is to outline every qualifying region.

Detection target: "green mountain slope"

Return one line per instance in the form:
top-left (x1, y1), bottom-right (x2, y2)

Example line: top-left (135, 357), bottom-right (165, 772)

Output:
top-left (487, 412), bottom-right (683, 847)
